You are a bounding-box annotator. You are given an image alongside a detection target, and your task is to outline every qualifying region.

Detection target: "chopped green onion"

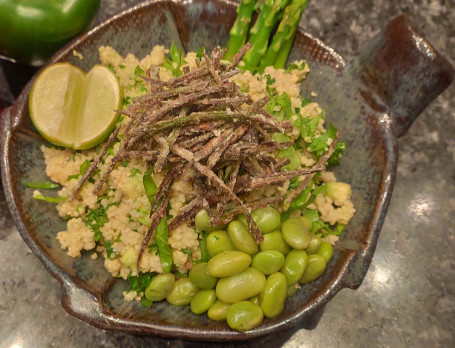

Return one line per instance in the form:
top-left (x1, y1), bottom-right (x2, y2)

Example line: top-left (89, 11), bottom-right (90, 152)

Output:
top-left (25, 181), bottom-right (59, 189)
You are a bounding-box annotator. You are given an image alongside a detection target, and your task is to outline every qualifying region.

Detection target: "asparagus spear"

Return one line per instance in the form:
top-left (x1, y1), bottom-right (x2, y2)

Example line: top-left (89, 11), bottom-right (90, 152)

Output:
top-left (273, 30), bottom-right (296, 69)
top-left (224, 0), bottom-right (257, 61)
top-left (258, 0), bottom-right (309, 72)
top-left (242, 0), bottom-right (290, 71)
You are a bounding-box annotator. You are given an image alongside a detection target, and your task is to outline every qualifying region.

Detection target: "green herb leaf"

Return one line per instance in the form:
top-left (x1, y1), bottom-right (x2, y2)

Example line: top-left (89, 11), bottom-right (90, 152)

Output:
top-left (120, 160), bottom-right (129, 167)
top-left (271, 133), bottom-right (290, 143)
top-left (143, 167), bottom-right (158, 204)
top-left (25, 181), bottom-right (59, 189)
top-left (199, 231), bottom-right (210, 263)
top-left (332, 223), bottom-right (345, 236)
top-left (107, 64), bottom-right (116, 74)
top-left (105, 240), bottom-right (115, 260)
top-left (196, 46), bottom-right (205, 59)
top-left (80, 160), bottom-right (91, 175)
top-left (155, 218), bottom-right (173, 273)
top-left (127, 272), bottom-right (154, 293)
top-left (84, 202), bottom-right (117, 242)
top-left (300, 113), bottom-right (324, 139)
top-left (107, 138), bottom-right (120, 157)
top-left (119, 64), bottom-right (126, 69)
top-left (141, 297), bottom-right (153, 308)
top-left (134, 65), bottom-right (145, 77)
top-left (114, 233), bottom-right (122, 243)
top-left (309, 123), bottom-right (337, 159)
top-left (277, 146), bottom-right (300, 171)
top-left (33, 194), bottom-right (68, 203)
top-left (44, 143), bottom-right (65, 150)
top-left (328, 141), bottom-right (346, 166)
top-left (122, 96), bottom-right (132, 107)
top-left (286, 61), bottom-right (306, 72)
top-left (129, 168), bottom-right (141, 177)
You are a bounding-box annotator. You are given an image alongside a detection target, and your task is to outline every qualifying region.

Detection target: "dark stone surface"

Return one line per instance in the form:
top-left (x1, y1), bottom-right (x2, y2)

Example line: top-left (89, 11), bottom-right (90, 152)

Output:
top-left (0, 0), bottom-right (454, 347)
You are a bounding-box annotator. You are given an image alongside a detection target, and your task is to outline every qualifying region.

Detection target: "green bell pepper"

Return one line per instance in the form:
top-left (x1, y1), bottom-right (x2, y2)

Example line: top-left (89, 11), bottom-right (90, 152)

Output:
top-left (0, 0), bottom-right (100, 66)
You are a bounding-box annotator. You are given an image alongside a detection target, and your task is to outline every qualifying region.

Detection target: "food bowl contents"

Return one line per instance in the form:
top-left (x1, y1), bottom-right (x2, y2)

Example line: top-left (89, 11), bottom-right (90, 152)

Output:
top-left (27, 0), bottom-right (355, 332)
top-left (31, 43), bottom-right (354, 331)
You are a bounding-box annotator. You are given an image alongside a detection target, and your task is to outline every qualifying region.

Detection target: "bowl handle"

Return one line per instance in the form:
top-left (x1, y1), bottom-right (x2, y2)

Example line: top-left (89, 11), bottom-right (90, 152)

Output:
top-left (352, 14), bottom-right (454, 137)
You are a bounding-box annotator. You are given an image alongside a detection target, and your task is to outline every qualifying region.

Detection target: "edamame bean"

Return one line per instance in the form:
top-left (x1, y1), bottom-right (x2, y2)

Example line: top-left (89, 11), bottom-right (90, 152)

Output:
top-left (305, 234), bottom-right (322, 254)
top-left (260, 231), bottom-right (291, 255)
top-left (236, 213), bottom-right (247, 226)
top-left (166, 278), bottom-right (199, 306)
top-left (299, 254), bottom-right (326, 284)
top-left (299, 216), bottom-right (312, 231)
top-left (189, 262), bottom-right (217, 289)
top-left (216, 268), bottom-right (266, 303)
top-left (226, 301), bottom-right (264, 331)
top-left (195, 209), bottom-right (211, 231)
top-left (251, 206), bottom-right (281, 234)
top-left (287, 283), bottom-right (298, 298)
top-left (252, 250), bottom-right (285, 275)
top-left (228, 220), bottom-right (258, 255)
top-left (208, 300), bottom-right (231, 321)
top-left (144, 273), bottom-right (175, 302)
top-left (280, 249), bottom-right (308, 285)
top-left (259, 272), bottom-right (288, 318)
top-left (208, 250), bottom-right (251, 277)
top-left (259, 272), bottom-right (287, 318)
top-left (206, 230), bottom-right (234, 257)
top-left (190, 289), bottom-right (217, 314)
top-left (282, 218), bottom-right (312, 249)
top-left (316, 242), bottom-right (333, 262)
top-left (249, 296), bottom-right (259, 305)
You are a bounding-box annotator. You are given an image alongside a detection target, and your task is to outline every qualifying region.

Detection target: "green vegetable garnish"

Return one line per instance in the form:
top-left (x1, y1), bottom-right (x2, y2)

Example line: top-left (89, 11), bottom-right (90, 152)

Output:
top-left (25, 181), bottom-right (59, 189)
top-left (33, 194), bottom-right (67, 203)
top-left (155, 218), bottom-right (173, 273)
top-left (143, 167), bottom-right (158, 204)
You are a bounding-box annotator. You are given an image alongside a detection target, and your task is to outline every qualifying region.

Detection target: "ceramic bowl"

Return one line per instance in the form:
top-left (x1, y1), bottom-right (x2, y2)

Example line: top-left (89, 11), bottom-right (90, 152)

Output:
top-left (1, 0), bottom-right (453, 340)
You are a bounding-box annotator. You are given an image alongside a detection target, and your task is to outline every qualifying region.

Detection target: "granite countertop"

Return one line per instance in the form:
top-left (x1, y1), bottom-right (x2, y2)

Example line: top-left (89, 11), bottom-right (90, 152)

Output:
top-left (1, 0), bottom-right (454, 347)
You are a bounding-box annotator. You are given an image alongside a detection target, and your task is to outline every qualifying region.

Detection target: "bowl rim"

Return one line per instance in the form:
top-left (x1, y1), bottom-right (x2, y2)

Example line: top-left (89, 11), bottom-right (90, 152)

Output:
top-left (0, 0), bottom-right (397, 340)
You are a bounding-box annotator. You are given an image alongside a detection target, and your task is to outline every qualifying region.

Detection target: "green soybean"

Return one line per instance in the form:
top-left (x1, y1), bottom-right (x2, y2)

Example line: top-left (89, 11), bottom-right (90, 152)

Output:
top-left (252, 250), bottom-right (285, 275)
top-left (195, 209), bottom-right (211, 231)
top-left (166, 278), bottom-right (199, 306)
top-left (287, 284), bottom-right (298, 298)
top-left (305, 234), bottom-right (323, 254)
top-left (280, 249), bottom-right (308, 285)
top-left (316, 242), bottom-right (333, 262)
top-left (206, 230), bottom-right (234, 257)
top-left (208, 250), bottom-right (251, 277)
top-left (216, 268), bottom-right (266, 303)
top-left (251, 206), bottom-right (281, 234)
top-left (190, 289), bottom-right (217, 314)
top-left (189, 262), bottom-right (217, 289)
top-left (208, 300), bottom-right (231, 321)
top-left (260, 231), bottom-right (291, 255)
top-left (249, 296), bottom-right (259, 305)
top-left (144, 273), bottom-right (175, 302)
top-left (236, 213), bottom-right (247, 226)
top-left (259, 272), bottom-right (287, 318)
top-left (228, 220), bottom-right (258, 255)
top-left (282, 218), bottom-right (312, 250)
top-left (226, 301), bottom-right (264, 331)
top-left (299, 254), bottom-right (326, 284)
top-left (299, 215), bottom-right (312, 231)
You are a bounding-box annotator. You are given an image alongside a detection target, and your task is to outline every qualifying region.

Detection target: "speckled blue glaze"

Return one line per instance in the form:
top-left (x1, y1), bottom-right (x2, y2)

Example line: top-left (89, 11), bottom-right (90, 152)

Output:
top-left (0, 0), bottom-right (453, 341)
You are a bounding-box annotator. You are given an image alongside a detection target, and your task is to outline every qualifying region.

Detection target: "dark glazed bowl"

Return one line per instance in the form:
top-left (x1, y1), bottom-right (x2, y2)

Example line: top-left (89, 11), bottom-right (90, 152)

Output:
top-left (1, 0), bottom-right (453, 340)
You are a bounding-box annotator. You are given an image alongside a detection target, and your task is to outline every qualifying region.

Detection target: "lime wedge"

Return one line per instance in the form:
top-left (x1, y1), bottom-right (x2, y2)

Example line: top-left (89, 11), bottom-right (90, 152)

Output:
top-left (29, 63), bottom-right (121, 150)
